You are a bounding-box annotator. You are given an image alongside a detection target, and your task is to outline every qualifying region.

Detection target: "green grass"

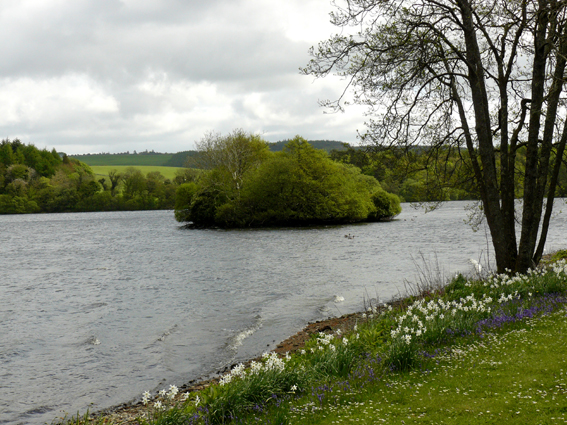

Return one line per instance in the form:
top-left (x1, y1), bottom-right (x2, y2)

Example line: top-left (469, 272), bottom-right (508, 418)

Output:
top-left (72, 154), bottom-right (174, 167)
top-left (90, 165), bottom-right (185, 180)
top-left (278, 308), bottom-right (567, 424)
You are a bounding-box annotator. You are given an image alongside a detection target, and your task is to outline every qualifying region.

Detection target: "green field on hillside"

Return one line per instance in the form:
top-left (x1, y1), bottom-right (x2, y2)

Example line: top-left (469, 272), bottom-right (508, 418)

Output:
top-left (73, 154), bottom-right (174, 166)
top-left (91, 165), bottom-right (184, 180)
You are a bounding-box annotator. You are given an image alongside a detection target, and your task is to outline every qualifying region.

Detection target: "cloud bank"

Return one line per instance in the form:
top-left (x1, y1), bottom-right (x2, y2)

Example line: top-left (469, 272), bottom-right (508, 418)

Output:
top-left (0, 0), bottom-right (366, 153)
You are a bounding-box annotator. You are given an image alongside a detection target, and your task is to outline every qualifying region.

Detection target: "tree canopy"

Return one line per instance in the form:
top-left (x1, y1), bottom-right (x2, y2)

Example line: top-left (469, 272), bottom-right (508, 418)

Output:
top-left (303, 0), bottom-right (567, 273)
top-left (174, 132), bottom-right (401, 227)
top-left (0, 139), bottom-right (181, 214)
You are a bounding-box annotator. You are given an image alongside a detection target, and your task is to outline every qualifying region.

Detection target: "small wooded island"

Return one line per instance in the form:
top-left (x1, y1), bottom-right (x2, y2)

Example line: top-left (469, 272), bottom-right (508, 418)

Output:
top-left (174, 130), bottom-right (401, 227)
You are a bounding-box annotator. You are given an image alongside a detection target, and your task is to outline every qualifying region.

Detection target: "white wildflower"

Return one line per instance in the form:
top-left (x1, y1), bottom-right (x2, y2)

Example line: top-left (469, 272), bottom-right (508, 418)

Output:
top-left (250, 360), bottom-right (262, 375)
top-left (231, 363), bottom-right (246, 378)
top-left (219, 374), bottom-right (232, 386)
top-left (142, 391), bottom-right (151, 405)
top-left (167, 385), bottom-right (178, 400)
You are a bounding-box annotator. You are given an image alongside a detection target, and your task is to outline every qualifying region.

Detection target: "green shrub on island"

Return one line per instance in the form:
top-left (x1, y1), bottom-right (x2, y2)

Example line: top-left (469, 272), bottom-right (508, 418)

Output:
top-left (174, 131), bottom-right (401, 227)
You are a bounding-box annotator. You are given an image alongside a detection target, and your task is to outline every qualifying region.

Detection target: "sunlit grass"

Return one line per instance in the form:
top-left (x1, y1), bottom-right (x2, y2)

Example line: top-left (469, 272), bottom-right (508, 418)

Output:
top-left (90, 165), bottom-right (185, 180)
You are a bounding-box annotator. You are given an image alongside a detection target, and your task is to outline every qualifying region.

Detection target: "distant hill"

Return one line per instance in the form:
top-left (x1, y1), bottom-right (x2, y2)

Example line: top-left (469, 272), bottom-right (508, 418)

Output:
top-left (268, 140), bottom-right (348, 153)
top-left (164, 150), bottom-right (200, 167)
top-left (72, 140), bottom-right (349, 167)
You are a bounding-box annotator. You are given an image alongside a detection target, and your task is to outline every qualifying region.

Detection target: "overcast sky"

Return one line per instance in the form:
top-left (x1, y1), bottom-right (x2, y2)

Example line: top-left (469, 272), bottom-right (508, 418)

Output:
top-left (0, 0), bottom-right (367, 154)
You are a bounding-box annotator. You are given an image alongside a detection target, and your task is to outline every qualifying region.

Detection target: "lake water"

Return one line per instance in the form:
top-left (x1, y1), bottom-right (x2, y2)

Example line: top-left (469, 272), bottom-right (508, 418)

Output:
top-left (1, 201), bottom-right (566, 424)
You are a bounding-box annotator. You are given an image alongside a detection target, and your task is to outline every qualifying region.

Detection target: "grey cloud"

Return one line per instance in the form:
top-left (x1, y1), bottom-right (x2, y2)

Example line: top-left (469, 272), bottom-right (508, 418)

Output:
top-left (0, 0), bottom-right (303, 84)
top-left (0, 0), bottom-right (366, 153)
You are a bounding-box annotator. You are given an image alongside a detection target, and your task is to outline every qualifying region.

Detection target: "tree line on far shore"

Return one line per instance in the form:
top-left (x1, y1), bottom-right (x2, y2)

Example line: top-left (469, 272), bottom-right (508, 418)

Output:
top-left (0, 139), bottom-right (195, 214)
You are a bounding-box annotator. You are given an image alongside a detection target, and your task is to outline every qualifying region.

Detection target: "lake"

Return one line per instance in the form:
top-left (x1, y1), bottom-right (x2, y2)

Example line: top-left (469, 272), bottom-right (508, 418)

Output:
top-left (1, 200), bottom-right (566, 424)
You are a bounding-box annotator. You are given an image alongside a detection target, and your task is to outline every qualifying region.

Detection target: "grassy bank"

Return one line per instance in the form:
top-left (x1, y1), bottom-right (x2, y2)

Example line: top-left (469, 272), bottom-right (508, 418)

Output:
top-left (59, 252), bottom-right (567, 425)
top-left (268, 304), bottom-right (567, 424)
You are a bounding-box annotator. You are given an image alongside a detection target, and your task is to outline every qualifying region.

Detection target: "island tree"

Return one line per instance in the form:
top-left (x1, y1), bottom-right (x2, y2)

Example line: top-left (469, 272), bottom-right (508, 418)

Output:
top-left (303, 0), bottom-right (567, 273)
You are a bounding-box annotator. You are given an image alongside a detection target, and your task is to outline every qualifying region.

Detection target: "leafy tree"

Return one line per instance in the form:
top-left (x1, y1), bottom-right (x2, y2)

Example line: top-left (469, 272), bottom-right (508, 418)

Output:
top-left (368, 190), bottom-right (402, 221)
top-left (0, 143), bottom-right (14, 166)
top-left (146, 171), bottom-right (165, 197)
top-left (78, 180), bottom-right (101, 200)
top-left (303, 0), bottom-right (567, 273)
top-left (107, 169), bottom-right (123, 196)
top-left (173, 168), bottom-right (200, 185)
top-left (122, 167), bottom-right (146, 200)
top-left (174, 182), bottom-right (199, 222)
top-left (5, 164), bottom-right (31, 183)
top-left (194, 129), bottom-right (272, 198)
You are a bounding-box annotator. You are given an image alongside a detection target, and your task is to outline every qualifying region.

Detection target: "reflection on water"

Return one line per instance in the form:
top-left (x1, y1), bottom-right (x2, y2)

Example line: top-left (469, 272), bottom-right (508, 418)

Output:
top-left (1, 201), bottom-right (566, 424)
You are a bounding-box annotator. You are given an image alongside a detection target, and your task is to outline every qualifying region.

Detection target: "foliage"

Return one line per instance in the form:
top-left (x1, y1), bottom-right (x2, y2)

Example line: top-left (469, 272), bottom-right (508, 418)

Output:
top-left (303, 0), bottom-right (567, 273)
top-left (174, 133), bottom-right (402, 227)
top-left (331, 145), bottom-right (484, 202)
top-left (268, 139), bottom-right (347, 153)
top-left (0, 139), bottom-right (180, 214)
top-left (272, 307), bottom-right (567, 424)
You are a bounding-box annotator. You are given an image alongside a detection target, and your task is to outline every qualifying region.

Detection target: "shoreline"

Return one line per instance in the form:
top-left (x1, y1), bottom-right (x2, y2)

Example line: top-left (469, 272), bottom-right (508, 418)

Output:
top-left (84, 251), bottom-right (565, 424)
top-left (94, 311), bottom-right (366, 424)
